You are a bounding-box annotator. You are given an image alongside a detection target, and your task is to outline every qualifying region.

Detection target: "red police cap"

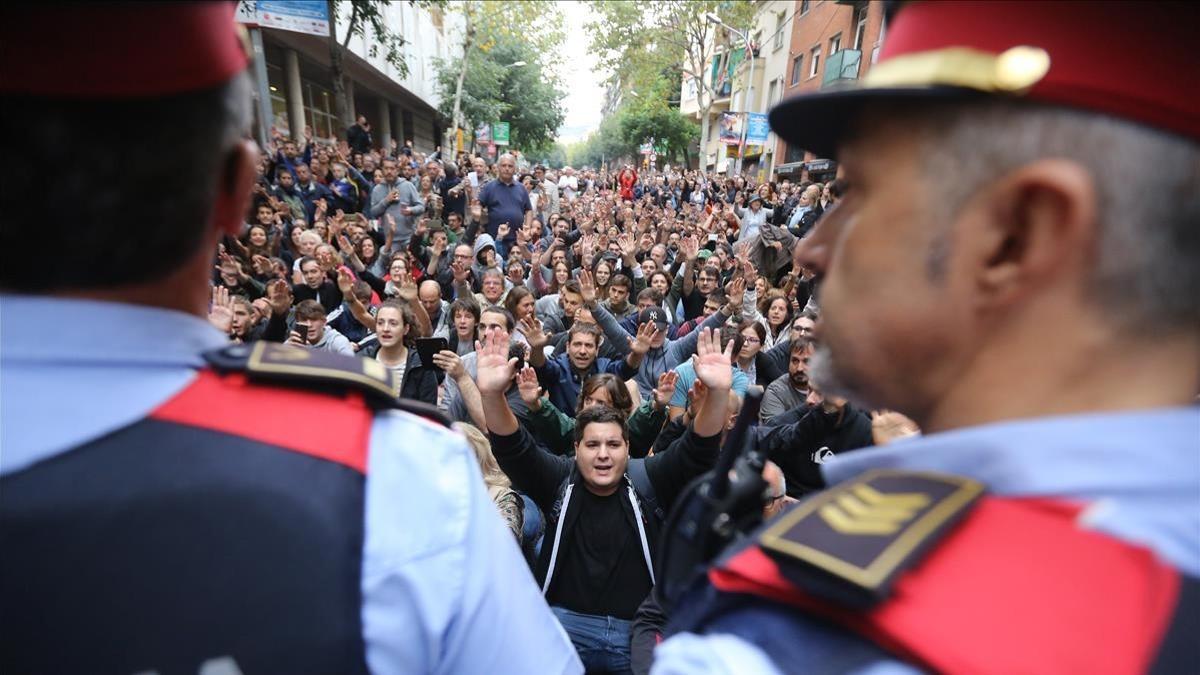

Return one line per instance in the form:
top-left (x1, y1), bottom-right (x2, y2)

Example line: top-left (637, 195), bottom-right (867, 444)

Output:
top-left (769, 1), bottom-right (1200, 157)
top-left (0, 2), bottom-right (249, 98)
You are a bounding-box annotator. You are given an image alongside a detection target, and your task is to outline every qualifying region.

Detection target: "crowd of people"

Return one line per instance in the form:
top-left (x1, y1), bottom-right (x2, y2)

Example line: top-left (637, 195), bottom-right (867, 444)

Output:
top-left (207, 122), bottom-right (918, 672)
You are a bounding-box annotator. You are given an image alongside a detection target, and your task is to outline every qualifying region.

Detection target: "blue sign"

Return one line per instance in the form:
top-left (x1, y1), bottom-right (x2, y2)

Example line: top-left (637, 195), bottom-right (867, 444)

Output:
top-left (256, 1), bottom-right (330, 36)
top-left (746, 113), bottom-right (770, 146)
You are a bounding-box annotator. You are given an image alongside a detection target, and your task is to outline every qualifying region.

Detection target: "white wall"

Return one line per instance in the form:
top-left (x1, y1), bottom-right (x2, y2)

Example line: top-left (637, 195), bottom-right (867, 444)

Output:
top-left (335, 4), bottom-right (463, 109)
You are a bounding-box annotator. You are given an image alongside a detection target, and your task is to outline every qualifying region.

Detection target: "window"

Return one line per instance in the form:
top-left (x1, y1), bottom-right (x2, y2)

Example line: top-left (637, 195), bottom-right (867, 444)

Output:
top-left (809, 46), bottom-right (821, 78)
top-left (767, 80), bottom-right (777, 111)
top-left (829, 34), bottom-right (841, 55)
top-left (800, 0), bottom-right (810, 16)
top-left (853, 4), bottom-right (868, 50)
top-left (773, 11), bottom-right (786, 50)
top-left (790, 54), bottom-right (803, 86)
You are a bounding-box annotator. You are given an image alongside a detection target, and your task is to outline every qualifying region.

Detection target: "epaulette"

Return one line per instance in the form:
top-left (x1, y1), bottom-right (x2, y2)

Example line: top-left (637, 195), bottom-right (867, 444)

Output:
top-left (202, 342), bottom-right (451, 428)
top-left (756, 469), bottom-right (984, 608)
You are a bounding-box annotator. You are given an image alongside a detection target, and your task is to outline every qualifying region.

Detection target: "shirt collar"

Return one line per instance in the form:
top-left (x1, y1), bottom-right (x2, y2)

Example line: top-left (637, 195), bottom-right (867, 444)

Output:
top-left (1, 294), bottom-right (228, 368)
top-left (823, 407), bottom-right (1200, 498)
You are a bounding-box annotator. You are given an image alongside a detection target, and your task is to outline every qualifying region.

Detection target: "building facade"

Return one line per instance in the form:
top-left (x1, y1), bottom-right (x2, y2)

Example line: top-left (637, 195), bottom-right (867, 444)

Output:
top-left (775, 0), bottom-right (886, 183)
top-left (241, 3), bottom-right (460, 153)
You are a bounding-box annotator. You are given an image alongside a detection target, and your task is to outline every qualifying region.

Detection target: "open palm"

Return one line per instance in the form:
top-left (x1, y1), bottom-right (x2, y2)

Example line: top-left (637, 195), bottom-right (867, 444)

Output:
top-left (475, 331), bottom-right (516, 395)
top-left (693, 327), bottom-right (734, 390)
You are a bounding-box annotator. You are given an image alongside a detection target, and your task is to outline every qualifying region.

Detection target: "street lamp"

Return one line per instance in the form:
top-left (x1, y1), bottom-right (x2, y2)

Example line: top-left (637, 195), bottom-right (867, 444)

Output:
top-left (707, 13), bottom-right (754, 176)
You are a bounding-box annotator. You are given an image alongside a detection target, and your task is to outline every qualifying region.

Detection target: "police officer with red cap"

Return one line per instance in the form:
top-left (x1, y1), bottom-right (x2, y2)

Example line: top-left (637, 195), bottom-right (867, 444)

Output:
top-left (652, 1), bottom-right (1198, 673)
top-left (0, 4), bottom-right (579, 674)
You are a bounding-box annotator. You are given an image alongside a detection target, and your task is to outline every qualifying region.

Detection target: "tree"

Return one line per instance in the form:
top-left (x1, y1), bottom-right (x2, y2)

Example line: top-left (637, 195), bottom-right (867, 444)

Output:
top-left (434, 4), bottom-right (566, 156)
top-left (587, 1), bottom-right (756, 167)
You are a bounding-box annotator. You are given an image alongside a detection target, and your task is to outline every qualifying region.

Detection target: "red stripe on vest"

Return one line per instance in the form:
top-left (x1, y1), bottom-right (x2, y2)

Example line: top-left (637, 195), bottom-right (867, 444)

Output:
top-left (711, 497), bottom-right (1180, 675)
top-left (151, 371), bottom-right (372, 474)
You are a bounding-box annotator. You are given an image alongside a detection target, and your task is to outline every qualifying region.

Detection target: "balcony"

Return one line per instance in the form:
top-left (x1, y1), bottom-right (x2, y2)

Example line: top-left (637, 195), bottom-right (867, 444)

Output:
top-left (822, 49), bottom-right (861, 88)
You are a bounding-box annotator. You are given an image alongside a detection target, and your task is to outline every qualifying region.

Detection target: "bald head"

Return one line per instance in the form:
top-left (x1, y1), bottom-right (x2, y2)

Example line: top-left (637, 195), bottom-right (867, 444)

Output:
top-left (418, 279), bottom-right (442, 317)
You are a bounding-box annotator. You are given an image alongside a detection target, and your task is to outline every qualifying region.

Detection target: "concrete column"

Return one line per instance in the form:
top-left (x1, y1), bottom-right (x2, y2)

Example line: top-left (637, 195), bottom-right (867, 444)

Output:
top-left (377, 99), bottom-right (392, 152)
top-left (392, 106), bottom-right (405, 149)
top-left (284, 49), bottom-right (305, 141)
top-left (345, 79), bottom-right (356, 123)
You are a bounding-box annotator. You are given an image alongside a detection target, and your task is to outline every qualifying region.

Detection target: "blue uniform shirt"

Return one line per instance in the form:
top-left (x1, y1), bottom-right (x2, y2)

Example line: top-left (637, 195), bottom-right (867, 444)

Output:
top-left (653, 406), bottom-right (1200, 674)
top-left (0, 294), bottom-right (582, 675)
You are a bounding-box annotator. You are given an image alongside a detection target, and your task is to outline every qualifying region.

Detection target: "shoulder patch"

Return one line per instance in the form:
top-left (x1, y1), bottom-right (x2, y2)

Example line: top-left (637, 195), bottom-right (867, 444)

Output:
top-left (203, 342), bottom-right (451, 427)
top-left (758, 469), bottom-right (984, 608)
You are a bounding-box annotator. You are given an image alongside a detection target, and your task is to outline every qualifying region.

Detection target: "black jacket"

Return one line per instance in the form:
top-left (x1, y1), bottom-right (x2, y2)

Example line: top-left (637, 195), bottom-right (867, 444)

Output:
top-left (356, 342), bottom-right (439, 406)
top-left (756, 403), bottom-right (873, 497)
top-left (489, 424), bottom-right (720, 590)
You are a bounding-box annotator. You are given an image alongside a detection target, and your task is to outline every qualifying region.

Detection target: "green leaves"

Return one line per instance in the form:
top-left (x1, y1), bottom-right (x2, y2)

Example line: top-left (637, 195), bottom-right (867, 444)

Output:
top-left (434, 1), bottom-right (567, 152)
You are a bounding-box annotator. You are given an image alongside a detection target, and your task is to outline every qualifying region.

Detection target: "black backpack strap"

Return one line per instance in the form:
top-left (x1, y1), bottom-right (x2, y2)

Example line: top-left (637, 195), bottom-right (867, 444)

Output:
top-left (628, 458), bottom-right (664, 523)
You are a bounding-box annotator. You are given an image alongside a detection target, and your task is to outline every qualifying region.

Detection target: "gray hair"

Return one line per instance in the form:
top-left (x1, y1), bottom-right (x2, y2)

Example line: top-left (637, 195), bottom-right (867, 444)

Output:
top-left (905, 100), bottom-right (1200, 336)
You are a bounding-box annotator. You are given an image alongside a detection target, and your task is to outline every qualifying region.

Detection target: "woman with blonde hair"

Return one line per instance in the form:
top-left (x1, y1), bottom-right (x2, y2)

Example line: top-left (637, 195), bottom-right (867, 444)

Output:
top-left (453, 422), bottom-right (523, 541)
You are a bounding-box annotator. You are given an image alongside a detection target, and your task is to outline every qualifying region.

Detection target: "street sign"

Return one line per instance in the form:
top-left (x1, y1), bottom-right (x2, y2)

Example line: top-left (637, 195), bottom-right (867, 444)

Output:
top-left (476, 124), bottom-right (491, 143)
top-left (493, 122), bottom-right (510, 146)
top-left (640, 143), bottom-right (653, 155)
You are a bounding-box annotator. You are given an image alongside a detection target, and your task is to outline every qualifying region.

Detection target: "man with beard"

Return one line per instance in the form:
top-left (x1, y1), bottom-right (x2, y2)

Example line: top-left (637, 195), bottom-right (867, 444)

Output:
top-left (758, 338), bottom-right (813, 423)
top-left (655, 2), bottom-right (1199, 673)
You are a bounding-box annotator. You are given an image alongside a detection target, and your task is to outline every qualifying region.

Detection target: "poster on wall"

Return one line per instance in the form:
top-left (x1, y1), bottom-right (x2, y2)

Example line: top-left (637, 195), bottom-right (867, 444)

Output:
top-left (719, 112), bottom-right (742, 145)
top-left (746, 113), bottom-right (770, 146)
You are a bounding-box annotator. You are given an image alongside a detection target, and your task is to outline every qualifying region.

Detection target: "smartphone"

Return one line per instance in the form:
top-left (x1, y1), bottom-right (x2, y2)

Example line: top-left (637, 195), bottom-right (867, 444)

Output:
top-left (415, 337), bottom-right (449, 369)
top-left (294, 322), bottom-right (311, 345)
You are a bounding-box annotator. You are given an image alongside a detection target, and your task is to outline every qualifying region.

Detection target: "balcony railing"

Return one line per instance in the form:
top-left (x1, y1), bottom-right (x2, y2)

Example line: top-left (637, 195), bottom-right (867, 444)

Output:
top-left (822, 49), bottom-right (861, 88)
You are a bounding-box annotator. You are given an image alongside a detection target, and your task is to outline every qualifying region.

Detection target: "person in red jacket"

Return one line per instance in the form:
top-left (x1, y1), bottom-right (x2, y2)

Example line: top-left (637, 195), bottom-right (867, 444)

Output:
top-left (618, 166), bottom-right (638, 202)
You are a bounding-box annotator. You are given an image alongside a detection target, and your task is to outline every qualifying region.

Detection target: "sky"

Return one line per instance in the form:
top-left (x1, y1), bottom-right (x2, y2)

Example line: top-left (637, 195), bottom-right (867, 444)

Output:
top-left (555, 1), bottom-right (606, 144)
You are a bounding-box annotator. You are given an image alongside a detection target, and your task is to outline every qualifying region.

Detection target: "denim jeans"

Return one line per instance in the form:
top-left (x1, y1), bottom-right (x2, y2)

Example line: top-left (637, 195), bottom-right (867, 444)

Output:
top-left (551, 606), bottom-right (634, 674)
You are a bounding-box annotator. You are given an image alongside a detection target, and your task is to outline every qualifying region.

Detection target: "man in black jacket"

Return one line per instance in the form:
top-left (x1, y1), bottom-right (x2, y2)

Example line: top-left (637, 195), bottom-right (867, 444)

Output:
top-left (346, 114), bottom-right (372, 155)
top-left (756, 387), bottom-right (874, 498)
top-left (477, 326), bottom-right (733, 673)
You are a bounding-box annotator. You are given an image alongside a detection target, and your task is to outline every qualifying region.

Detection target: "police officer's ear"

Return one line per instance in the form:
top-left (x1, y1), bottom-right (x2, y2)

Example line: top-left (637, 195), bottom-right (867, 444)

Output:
top-left (959, 159), bottom-right (1096, 313)
top-left (212, 139), bottom-right (263, 240)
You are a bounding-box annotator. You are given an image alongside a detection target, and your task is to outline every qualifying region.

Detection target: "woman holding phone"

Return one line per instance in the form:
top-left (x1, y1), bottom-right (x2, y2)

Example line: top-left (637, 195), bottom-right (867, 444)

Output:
top-left (357, 299), bottom-right (438, 404)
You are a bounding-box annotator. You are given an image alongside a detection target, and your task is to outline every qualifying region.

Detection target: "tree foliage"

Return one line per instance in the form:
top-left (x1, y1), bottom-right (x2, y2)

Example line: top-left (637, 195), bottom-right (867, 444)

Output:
top-left (434, 0), bottom-right (567, 155)
top-left (586, 0), bottom-right (757, 165)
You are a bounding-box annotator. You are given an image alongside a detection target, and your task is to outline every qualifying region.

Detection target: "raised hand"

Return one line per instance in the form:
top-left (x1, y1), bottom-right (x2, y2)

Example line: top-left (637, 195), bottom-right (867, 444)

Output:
top-left (386, 213), bottom-right (398, 234)
top-left (618, 232), bottom-right (637, 260)
top-left (515, 366), bottom-right (544, 410)
top-left (628, 320), bottom-right (659, 356)
top-left (577, 269), bottom-right (597, 305)
top-left (681, 235), bottom-right (700, 261)
top-left (724, 276), bottom-right (746, 310)
top-left (475, 330), bottom-right (518, 396)
top-left (336, 267), bottom-right (355, 295)
top-left (521, 316), bottom-right (548, 349)
top-left (336, 233), bottom-right (354, 254)
top-left (431, 349), bottom-right (466, 380)
top-left (653, 370), bottom-right (679, 410)
top-left (396, 270), bottom-right (418, 301)
top-left (266, 279), bottom-right (292, 316)
top-left (694, 327), bottom-right (734, 391)
top-left (470, 201), bottom-right (483, 221)
top-left (451, 261), bottom-right (471, 284)
top-left (207, 285), bottom-right (234, 334)
top-left (497, 222), bottom-right (511, 240)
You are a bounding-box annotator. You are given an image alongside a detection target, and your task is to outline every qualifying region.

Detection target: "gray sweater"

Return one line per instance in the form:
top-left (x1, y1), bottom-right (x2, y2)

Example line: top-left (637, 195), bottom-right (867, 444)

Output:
top-left (369, 177), bottom-right (425, 250)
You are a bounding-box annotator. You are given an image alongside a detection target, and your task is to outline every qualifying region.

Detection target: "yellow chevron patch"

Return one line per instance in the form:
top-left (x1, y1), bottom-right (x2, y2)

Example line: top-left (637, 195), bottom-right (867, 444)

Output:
top-left (758, 470), bottom-right (984, 604)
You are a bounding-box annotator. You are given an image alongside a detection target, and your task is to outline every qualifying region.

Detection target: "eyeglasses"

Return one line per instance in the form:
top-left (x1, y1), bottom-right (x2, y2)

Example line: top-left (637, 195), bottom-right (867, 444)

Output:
top-left (742, 337), bottom-right (761, 344)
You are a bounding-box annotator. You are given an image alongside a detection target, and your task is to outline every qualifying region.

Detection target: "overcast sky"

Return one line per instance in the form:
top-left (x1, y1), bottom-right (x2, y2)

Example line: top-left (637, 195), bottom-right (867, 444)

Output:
top-left (555, 1), bottom-right (605, 143)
